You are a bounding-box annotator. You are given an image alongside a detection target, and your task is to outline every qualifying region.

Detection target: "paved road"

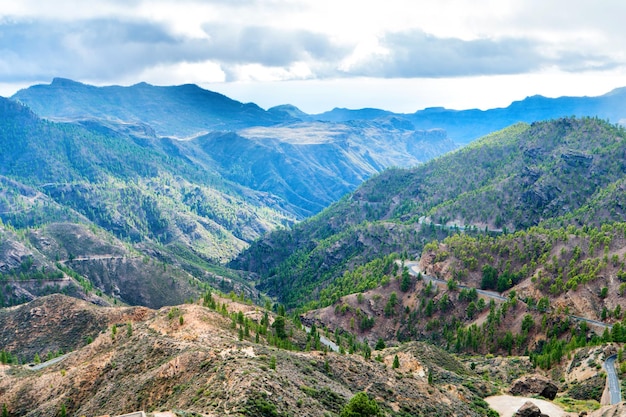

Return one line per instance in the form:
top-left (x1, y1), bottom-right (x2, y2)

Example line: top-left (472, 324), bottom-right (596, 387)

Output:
top-left (417, 217), bottom-right (506, 234)
top-left (405, 261), bottom-right (611, 327)
top-left (604, 354), bottom-right (621, 405)
top-left (59, 255), bottom-right (129, 263)
top-left (303, 326), bottom-right (339, 352)
top-left (26, 353), bottom-right (70, 371)
top-left (570, 315), bottom-right (612, 330)
top-left (405, 262), bottom-right (507, 301)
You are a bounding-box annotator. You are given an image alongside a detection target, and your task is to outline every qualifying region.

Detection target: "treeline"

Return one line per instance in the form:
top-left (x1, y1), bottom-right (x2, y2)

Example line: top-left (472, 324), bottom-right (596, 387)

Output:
top-left (200, 289), bottom-right (376, 359)
top-left (426, 222), bottom-right (626, 301)
top-left (256, 222), bottom-right (451, 310)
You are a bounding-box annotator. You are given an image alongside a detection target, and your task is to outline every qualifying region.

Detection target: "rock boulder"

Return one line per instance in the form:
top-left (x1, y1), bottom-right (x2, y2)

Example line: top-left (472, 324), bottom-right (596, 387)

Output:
top-left (514, 401), bottom-right (549, 417)
top-left (510, 374), bottom-right (558, 400)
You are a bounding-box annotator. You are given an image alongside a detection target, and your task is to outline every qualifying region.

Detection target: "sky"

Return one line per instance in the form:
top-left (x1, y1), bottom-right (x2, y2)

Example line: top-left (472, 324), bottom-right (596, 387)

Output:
top-left (1, 0), bottom-right (626, 113)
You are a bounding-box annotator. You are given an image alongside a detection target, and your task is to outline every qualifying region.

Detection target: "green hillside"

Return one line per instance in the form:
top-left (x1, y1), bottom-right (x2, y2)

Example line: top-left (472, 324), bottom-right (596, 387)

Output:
top-left (0, 97), bottom-right (294, 307)
top-left (235, 117), bottom-right (626, 308)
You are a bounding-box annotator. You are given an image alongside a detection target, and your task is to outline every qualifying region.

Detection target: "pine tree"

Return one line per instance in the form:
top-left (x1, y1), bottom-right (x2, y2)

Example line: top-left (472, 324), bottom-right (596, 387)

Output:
top-left (273, 316), bottom-right (287, 339)
top-left (400, 267), bottom-right (411, 292)
top-left (392, 354), bottom-right (400, 369)
top-left (375, 338), bottom-right (386, 350)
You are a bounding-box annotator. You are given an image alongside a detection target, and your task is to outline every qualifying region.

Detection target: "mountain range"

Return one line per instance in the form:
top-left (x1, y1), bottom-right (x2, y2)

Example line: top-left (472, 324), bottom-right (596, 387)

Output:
top-left (235, 117), bottom-right (626, 311)
top-left (311, 88), bottom-right (626, 143)
top-left (0, 80), bottom-right (457, 308)
top-left (2, 79), bottom-right (626, 416)
top-left (13, 78), bottom-right (626, 144)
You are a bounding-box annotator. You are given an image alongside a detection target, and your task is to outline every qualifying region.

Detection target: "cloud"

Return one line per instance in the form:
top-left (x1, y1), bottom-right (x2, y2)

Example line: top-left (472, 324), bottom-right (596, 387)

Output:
top-left (0, 1), bottom-right (625, 87)
top-left (0, 16), bottom-right (346, 83)
top-left (0, 18), bottom-right (200, 81)
top-left (339, 29), bottom-right (623, 78)
top-left (199, 24), bottom-right (346, 67)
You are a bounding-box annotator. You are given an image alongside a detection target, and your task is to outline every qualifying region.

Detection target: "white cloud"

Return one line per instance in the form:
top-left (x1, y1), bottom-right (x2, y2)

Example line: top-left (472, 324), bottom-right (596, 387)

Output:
top-left (1, 0), bottom-right (626, 110)
top-left (135, 60), bottom-right (226, 85)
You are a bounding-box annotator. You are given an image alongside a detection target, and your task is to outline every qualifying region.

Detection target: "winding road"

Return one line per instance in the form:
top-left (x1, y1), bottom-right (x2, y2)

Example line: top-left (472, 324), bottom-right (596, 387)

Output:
top-left (405, 261), bottom-right (507, 301)
top-left (303, 326), bottom-right (339, 352)
top-left (406, 259), bottom-right (621, 405)
top-left (404, 261), bottom-right (612, 329)
top-left (59, 255), bottom-right (130, 264)
top-left (26, 353), bottom-right (71, 371)
top-left (604, 354), bottom-right (622, 405)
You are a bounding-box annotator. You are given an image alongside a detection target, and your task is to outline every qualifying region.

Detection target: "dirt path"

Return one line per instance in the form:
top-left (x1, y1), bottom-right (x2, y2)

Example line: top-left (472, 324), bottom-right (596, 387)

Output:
top-left (485, 395), bottom-right (574, 417)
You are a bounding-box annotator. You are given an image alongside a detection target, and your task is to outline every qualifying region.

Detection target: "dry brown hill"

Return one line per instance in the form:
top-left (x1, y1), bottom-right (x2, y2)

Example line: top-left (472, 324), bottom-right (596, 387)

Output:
top-left (0, 294), bottom-right (498, 417)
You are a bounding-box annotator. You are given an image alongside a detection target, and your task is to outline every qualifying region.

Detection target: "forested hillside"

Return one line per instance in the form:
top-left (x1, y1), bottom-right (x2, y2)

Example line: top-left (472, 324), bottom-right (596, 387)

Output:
top-left (0, 97), bottom-right (292, 253)
top-left (235, 117), bottom-right (626, 309)
top-left (0, 97), bottom-right (294, 307)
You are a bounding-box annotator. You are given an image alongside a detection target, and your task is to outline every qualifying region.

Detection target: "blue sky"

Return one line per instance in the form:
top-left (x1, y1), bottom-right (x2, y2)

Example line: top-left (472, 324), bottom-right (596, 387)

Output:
top-left (1, 0), bottom-right (626, 112)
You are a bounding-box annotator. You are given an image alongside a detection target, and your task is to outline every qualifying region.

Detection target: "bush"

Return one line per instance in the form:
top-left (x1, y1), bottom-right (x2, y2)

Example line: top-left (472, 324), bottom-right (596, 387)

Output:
top-left (340, 392), bottom-right (383, 417)
top-left (243, 392), bottom-right (281, 417)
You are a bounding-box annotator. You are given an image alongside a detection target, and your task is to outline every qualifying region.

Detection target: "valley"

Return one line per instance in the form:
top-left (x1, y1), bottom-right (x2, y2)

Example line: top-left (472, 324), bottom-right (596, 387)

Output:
top-left (2, 80), bottom-right (626, 416)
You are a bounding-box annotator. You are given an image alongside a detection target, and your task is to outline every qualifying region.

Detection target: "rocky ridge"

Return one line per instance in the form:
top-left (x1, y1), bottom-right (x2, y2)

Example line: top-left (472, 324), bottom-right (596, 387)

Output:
top-left (0, 294), bottom-right (498, 417)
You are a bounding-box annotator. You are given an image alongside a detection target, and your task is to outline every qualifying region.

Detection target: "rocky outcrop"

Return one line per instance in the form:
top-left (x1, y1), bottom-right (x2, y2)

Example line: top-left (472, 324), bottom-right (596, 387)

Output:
top-left (522, 184), bottom-right (561, 209)
top-left (561, 150), bottom-right (593, 167)
top-left (523, 147), bottom-right (543, 160)
top-left (510, 375), bottom-right (558, 400)
top-left (514, 401), bottom-right (549, 417)
top-left (522, 166), bottom-right (541, 184)
top-left (589, 403), bottom-right (626, 416)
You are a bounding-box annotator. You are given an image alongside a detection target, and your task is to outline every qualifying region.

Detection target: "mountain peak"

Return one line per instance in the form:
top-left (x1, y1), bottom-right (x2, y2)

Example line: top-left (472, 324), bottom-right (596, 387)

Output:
top-left (268, 104), bottom-right (309, 119)
top-left (11, 79), bottom-right (293, 137)
top-left (50, 77), bottom-right (85, 87)
top-left (603, 86), bottom-right (626, 97)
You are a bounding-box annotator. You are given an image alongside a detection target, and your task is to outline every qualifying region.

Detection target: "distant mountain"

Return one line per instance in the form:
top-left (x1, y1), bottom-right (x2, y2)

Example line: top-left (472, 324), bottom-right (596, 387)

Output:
top-left (315, 88), bottom-right (626, 143)
top-left (184, 122), bottom-right (456, 216)
top-left (16, 79), bottom-right (626, 147)
top-left (234, 117), bottom-right (626, 308)
top-left (9, 79), bottom-right (459, 217)
top-left (12, 78), bottom-right (293, 138)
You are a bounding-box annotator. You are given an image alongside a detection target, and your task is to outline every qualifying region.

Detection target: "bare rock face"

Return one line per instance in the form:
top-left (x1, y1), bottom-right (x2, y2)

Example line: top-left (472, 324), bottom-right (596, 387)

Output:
top-left (510, 374), bottom-right (558, 400)
top-left (514, 401), bottom-right (549, 417)
top-left (561, 150), bottom-right (593, 168)
top-left (589, 403), bottom-right (626, 417)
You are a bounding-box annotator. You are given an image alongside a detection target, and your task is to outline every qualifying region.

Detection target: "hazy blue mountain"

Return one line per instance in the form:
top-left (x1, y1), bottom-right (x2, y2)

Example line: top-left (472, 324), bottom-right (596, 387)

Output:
top-left (14, 79), bottom-right (626, 146)
top-left (12, 78), bottom-right (293, 138)
top-left (267, 104), bottom-right (311, 120)
top-left (8, 80), bottom-right (460, 217)
top-left (314, 88), bottom-right (626, 143)
top-left (180, 121), bottom-right (456, 217)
